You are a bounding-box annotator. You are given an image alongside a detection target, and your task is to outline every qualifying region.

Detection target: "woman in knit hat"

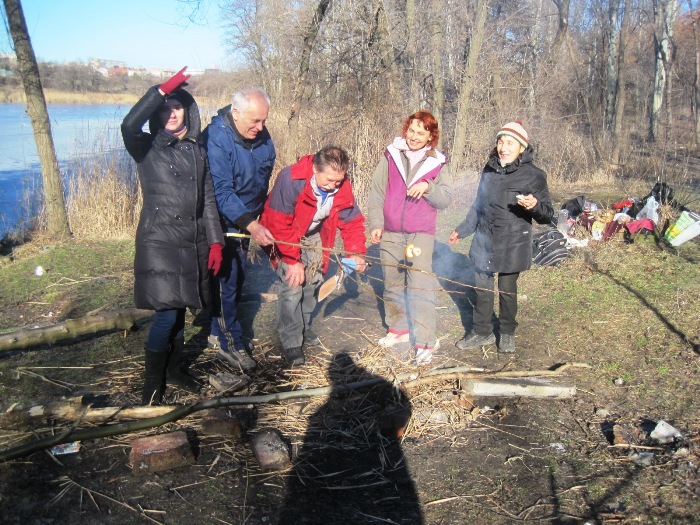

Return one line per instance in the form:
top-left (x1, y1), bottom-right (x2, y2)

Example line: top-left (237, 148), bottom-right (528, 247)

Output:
top-left (368, 111), bottom-right (453, 365)
top-left (121, 67), bottom-right (224, 404)
top-left (448, 120), bottom-right (553, 354)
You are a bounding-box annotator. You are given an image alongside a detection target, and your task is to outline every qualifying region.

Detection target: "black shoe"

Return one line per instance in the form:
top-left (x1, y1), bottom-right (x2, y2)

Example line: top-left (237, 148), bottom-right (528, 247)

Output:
top-left (282, 346), bottom-right (305, 366)
top-left (498, 334), bottom-right (516, 353)
top-left (166, 339), bottom-right (201, 392)
top-left (304, 328), bottom-right (321, 346)
top-left (143, 349), bottom-right (168, 405)
top-left (455, 332), bottom-right (496, 350)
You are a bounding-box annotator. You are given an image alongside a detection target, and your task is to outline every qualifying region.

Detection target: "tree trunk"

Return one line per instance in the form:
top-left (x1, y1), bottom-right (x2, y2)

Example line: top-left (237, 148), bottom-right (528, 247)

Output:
top-left (649, 0), bottom-right (677, 142)
top-left (552, 0), bottom-right (570, 51)
top-left (605, 0), bottom-right (620, 131)
top-left (430, 0), bottom-right (445, 145)
top-left (3, 0), bottom-right (70, 239)
top-left (451, 0), bottom-right (489, 167)
top-left (691, 0), bottom-right (700, 145)
top-left (611, 0), bottom-right (630, 164)
top-left (405, 0), bottom-right (419, 112)
top-left (287, 0), bottom-right (332, 161)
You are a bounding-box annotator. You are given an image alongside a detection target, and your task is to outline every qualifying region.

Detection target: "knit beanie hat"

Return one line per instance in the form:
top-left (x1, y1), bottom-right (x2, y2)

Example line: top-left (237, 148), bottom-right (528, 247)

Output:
top-left (496, 120), bottom-right (529, 148)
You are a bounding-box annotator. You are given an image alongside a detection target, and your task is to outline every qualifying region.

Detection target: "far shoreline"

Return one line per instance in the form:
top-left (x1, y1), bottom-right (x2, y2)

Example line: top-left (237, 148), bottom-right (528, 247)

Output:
top-left (2, 89), bottom-right (140, 105)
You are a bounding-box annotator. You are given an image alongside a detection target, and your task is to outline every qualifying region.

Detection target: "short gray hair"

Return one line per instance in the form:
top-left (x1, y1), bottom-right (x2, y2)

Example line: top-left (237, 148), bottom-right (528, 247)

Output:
top-left (231, 88), bottom-right (270, 114)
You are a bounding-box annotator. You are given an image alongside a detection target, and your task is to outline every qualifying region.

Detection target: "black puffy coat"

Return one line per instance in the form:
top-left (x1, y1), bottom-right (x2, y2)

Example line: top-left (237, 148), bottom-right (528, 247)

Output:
top-left (121, 86), bottom-right (223, 311)
top-left (455, 146), bottom-right (553, 273)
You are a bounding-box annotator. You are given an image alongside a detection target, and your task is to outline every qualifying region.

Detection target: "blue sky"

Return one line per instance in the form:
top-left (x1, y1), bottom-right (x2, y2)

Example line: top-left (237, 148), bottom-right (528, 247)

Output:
top-left (1, 0), bottom-right (231, 70)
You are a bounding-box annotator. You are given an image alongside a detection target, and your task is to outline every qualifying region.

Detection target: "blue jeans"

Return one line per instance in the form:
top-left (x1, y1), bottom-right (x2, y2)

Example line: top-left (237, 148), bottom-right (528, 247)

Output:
top-left (210, 236), bottom-right (248, 352)
top-left (147, 309), bottom-right (185, 352)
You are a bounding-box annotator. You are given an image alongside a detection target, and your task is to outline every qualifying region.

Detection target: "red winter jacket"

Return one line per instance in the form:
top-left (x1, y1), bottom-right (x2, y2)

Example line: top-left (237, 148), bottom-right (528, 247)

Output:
top-left (260, 155), bottom-right (366, 274)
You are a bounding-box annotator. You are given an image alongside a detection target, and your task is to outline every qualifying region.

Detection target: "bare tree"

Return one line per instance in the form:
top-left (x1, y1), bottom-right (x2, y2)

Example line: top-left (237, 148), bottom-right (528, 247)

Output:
top-left (650, 0), bottom-right (678, 142)
top-left (430, 0), bottom-right (445, 146)
top-left (612, 0), bottom-right (631, 163)
top-left (552, 0), bottom-right (570, 50)
top-left (605, 0), bottom-right (620, 131)
top-left (2, 0), bottom-right (70, 239)
top-left (451, 0), bottom-right (490, 168)
top-left (287, 0), bottom-right (332, 160)
top-left (686, 0), bottom-right (700, 145)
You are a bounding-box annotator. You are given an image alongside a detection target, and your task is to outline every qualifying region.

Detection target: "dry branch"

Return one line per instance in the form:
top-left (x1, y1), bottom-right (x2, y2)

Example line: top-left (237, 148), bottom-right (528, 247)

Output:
top-left (0, 364), bottom-right (581, 462)
top-left (0, 309), bottom-right (153, 352)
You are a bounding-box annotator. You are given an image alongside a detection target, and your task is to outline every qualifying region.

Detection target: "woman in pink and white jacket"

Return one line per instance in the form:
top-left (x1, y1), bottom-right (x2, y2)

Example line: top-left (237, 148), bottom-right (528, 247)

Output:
top-left (368, 111), bottom-right (453, 365)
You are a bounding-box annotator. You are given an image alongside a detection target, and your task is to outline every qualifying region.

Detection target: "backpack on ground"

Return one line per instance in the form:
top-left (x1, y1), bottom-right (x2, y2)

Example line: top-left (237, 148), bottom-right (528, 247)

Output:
top-left (532, 228), bottom-right (569, 266)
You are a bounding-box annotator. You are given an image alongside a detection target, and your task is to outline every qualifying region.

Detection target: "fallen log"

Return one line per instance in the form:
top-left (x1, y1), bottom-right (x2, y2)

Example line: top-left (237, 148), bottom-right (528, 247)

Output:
top-left (0, 364), bottom-right (580, 462)
top-left (0, 309), bottom-right (154, 353)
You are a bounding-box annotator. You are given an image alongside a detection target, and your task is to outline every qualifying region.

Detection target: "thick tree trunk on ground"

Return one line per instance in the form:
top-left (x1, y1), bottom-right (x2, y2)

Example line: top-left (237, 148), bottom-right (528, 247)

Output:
top-left (3, 0), bottom-right (70, 239)
top-left (0, 309), bottom-right (154, 352)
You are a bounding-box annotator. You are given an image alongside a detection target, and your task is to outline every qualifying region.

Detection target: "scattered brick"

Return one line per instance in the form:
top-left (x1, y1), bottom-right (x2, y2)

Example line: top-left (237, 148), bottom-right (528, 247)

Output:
top-left (200, 409), bottom-right (244, 437)
top-left (129, 431), bottom-right (194, 476)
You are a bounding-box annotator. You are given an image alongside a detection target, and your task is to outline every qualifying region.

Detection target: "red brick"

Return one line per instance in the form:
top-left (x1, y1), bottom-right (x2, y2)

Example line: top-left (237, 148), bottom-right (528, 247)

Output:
top-left (200, 409), bottom-right (244, 437)
top-left (129, 431), bottom-right (194, 476)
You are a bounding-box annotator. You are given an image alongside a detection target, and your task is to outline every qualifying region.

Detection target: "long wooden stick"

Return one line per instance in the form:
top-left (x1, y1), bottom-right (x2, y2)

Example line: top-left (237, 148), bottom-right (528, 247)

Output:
top-left (0, 365), bottom-right (578, 462)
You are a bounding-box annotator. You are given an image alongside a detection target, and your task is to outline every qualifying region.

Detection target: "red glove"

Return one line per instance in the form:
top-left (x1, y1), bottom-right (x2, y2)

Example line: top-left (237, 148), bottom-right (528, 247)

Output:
top-left (160, 66), bottom-right (190, 95)
top-left (208, 243), bottom-right (223, 276)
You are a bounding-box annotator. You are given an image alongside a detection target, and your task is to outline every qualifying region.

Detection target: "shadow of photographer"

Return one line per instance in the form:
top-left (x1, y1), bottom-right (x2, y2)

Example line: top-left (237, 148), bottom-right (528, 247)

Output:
top-left (277, 352), bottom-right (423, 524)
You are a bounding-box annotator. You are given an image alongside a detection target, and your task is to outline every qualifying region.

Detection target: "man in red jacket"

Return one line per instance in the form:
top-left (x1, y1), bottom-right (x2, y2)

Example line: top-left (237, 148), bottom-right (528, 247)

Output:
top-left (260, 146), bottom-right (368, 365)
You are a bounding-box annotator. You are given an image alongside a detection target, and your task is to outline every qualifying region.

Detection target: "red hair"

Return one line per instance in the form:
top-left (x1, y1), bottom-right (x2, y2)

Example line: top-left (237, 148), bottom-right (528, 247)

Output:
top-left (401, 111), bottom-right (439, 148)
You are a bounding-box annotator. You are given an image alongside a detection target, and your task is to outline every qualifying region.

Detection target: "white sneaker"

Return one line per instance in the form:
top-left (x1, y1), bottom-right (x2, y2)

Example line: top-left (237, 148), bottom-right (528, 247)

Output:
top-left (378, 329), bottom-right (410, 347)
top-left (414, 339), bottom-right (440, 366)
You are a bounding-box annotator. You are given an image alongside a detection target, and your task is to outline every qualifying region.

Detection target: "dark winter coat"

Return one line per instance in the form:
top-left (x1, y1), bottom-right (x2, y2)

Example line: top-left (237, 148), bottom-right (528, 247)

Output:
top-left (454, 146), bottom-right (553, 273)
top-left (121, 86), bottom-right (223, 311)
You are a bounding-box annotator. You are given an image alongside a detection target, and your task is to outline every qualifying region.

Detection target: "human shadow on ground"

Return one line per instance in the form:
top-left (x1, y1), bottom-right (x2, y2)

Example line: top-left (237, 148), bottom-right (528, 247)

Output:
top-left (319, 243), bottom-right (384, 323)
top-left (432, 240), bottom-right (478, 335)
top-left (277, 352), bottom-right (423, 525)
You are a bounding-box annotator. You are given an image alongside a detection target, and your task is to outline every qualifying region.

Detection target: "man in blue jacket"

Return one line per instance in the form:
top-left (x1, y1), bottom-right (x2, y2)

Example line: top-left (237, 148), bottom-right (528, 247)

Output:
top-left (204, 88), bottom-right (276, 371)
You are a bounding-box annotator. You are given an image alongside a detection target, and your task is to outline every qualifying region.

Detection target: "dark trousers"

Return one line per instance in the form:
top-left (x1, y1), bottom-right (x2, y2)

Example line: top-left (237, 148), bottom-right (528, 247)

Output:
top-left (210, 236), bottom-right (248, 352)
top-left (472, 271), bottom-right (520, 336)
top-left (147, 309), bottom-right (186, 352)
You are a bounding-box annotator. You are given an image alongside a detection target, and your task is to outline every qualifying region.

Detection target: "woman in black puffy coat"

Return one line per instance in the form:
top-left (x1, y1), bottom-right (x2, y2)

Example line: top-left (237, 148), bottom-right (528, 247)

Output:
top-left (448, 121), bottom-right (553, 354)
top-left (121, 67), bottom-right (224, 404)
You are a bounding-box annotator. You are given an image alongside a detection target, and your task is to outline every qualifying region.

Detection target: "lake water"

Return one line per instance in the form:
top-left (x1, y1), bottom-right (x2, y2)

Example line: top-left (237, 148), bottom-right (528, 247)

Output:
top-left (0, 103), bottom-right (129, 236)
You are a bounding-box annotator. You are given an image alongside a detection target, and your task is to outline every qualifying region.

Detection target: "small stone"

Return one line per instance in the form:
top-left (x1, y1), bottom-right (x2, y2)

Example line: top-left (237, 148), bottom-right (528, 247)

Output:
top-left (251, 429), bottom-right (290, 472)
top-left (630, 452), bottom-right (654, 466)
top-left (129, 431), bottom-right (194, 476)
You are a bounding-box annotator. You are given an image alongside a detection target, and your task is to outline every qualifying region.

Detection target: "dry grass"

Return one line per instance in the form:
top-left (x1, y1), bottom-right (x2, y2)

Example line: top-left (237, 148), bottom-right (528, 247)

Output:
top-left (65, 163), bottom-right (141, 240)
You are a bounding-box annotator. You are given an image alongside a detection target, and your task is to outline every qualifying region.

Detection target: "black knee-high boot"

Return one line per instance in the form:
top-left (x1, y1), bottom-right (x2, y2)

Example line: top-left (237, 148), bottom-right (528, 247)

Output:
top-left (166, 338), bottom-right (201, 392)
top-left (142, 349), bottom-right (168, 405)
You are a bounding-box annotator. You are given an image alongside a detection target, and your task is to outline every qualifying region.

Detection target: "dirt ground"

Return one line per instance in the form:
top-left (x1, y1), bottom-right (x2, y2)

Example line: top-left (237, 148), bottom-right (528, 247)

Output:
top-left (0, 218), bottom-right (699, 524)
